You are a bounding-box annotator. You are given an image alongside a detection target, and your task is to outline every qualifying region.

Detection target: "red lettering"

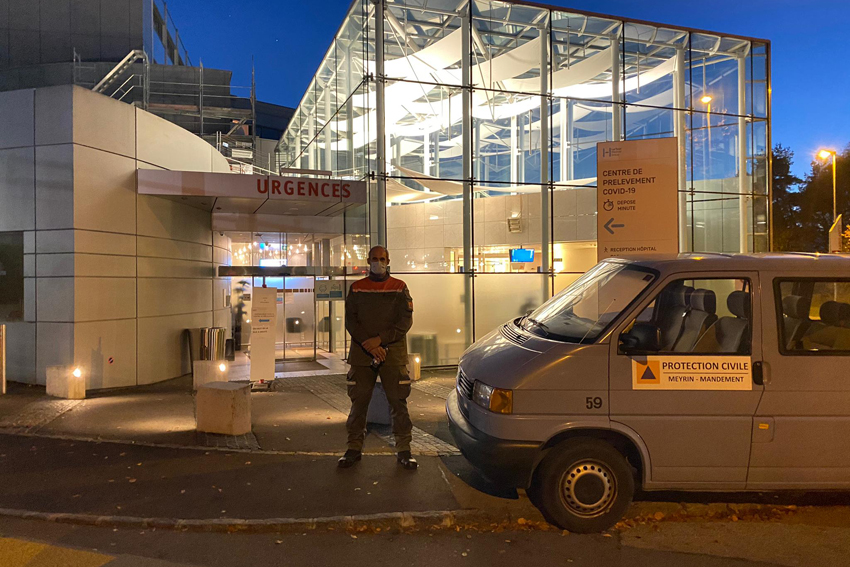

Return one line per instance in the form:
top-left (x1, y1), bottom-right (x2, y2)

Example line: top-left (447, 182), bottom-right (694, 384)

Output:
top-left (332, 183), bottom-right (340, 198)
top-left (284, 180), bottom-right (294, 195)
top-left (321, 183), bottom-right (330, 197)
top-left (257, 179), bottom-right (268, 194)
top-left (342, 184), bottom-right (351, 199)
top-left (272, 180), bottom-right (281, 194)
top-left (308, 182), bottom-right (319, 197)
top-left (297, 181), bottom-right (306, 196)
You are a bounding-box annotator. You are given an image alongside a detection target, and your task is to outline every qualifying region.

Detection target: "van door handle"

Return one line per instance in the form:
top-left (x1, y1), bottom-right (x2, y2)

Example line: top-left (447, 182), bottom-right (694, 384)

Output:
top-left (752, 361), bottom-right (764, 386)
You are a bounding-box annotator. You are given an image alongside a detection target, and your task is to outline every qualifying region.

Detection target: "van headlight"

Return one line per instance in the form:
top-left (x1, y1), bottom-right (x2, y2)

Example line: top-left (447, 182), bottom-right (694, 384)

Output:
top-left (472, 381), bottom-right (513, 414)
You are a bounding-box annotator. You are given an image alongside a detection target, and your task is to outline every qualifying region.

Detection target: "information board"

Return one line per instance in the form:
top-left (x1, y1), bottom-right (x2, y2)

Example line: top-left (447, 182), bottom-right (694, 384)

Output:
top-left (315, 280), bottom-right (345, 301)
top-left (249, 287), bottom-right (278, 382)
top-left (597, 138), bottom-right (680, 262)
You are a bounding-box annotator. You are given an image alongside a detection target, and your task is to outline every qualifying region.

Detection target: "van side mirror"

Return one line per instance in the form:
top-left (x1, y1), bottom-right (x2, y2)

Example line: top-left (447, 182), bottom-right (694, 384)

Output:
top-left (620, 322), bottom-right (661, 354)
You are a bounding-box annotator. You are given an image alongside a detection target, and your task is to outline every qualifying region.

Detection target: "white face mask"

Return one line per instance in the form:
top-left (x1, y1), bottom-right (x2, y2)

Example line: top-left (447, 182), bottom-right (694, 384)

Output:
top-left (370, 260), bottom-right (388, 276)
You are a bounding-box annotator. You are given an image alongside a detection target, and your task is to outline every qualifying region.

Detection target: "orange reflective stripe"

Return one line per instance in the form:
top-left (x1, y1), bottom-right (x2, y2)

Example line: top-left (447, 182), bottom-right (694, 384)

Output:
top-left (351, 276), bottom-right (407, 292)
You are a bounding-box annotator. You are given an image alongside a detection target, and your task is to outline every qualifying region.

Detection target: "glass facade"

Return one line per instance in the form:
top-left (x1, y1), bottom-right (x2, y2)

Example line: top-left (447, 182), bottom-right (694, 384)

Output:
top-left (278, 0), bottom-right (771, 365)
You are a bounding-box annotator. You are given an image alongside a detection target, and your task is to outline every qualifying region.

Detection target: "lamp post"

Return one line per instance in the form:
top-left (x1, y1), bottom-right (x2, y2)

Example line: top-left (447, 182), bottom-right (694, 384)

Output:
top-left (817, 149), bottom-right (838, 223)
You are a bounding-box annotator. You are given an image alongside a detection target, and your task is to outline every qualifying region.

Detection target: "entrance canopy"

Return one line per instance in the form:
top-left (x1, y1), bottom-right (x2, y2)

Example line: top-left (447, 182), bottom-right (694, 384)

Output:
top-left (137, 170), bottom-right (369, 234)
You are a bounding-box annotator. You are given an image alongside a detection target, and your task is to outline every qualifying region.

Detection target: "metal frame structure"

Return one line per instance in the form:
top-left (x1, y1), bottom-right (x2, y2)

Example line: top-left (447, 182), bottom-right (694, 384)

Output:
top-left (274, 0), bottom-right (771, 366)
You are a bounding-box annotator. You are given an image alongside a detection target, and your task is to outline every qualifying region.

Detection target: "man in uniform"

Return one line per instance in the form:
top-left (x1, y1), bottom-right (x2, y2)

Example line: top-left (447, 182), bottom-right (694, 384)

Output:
top-left (338, 246), bottom-right (417, 470)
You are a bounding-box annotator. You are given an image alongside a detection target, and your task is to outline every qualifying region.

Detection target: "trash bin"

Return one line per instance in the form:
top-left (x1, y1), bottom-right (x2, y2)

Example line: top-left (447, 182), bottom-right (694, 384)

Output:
top-left (199, 327), bottom-right (227, 361)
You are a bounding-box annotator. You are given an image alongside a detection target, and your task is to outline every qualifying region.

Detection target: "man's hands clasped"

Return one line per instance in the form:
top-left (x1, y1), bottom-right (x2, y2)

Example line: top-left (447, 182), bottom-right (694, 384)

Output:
top-left (361, 336), bottom-right (387, 362)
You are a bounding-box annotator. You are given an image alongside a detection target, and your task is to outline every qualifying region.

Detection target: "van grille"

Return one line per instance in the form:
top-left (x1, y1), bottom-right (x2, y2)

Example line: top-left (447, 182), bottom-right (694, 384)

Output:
top-left (500, 323), bottom-right (529, 345)
top-left (457, 368), bottom-right (474, 399)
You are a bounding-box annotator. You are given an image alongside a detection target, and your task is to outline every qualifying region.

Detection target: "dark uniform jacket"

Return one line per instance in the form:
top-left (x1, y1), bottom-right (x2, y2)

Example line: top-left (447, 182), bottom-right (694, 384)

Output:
top-left (345, 273), bottom-right (413, 366)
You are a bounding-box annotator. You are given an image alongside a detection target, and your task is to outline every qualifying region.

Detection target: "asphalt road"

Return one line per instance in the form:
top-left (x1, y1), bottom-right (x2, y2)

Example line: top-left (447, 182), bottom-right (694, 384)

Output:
top-left (0, 516), bottom-right (790, 567)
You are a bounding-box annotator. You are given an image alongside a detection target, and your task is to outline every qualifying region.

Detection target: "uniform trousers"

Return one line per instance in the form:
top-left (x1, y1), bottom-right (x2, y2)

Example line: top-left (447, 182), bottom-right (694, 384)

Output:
top-left (345, 364), bottom-right (412, 452)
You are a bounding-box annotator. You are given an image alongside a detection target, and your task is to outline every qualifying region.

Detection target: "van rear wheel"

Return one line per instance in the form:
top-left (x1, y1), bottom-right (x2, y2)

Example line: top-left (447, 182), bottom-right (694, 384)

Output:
top-left (532, 439), bottom-right (634, 533)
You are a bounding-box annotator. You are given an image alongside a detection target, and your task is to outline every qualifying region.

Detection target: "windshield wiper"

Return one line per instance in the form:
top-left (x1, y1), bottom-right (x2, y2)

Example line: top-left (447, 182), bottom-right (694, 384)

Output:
top-left (526, 317), bottom-right (550, 336)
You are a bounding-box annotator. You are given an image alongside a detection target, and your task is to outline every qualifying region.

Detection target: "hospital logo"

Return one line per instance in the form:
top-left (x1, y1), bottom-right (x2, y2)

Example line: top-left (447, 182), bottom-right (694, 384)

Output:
top-left (633, 358), bottom-right (661, 385)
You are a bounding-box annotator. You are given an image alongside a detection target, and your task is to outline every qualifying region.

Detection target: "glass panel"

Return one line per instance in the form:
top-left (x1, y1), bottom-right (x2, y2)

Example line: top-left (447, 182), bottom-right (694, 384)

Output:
top-left (623, 278), bottom-right (752, 354)
top-left (387, 198), bottom-right (455, 273)
top-left (384, 0), bottom-right (464, 86)
top-left (551, 12), bottom-right (622, 103)
top-left (474, 273), bottom-right (547, 338)
top-left (471, 0), bottom-right (548, 96)
top-left (524, 262), bottom-right (655, 343)
top-left (402, 273), bottom-right (471, 366)
top-left (387, 80), bottom-right (465, 180)
top-left (553, 272), bottom-right (583, 296)
top-left (749, 42), bottom-right (768, 119)
top-left (0, 232), bottom-right (24, 321)
top-left (283, 276), bottom-right (315, 361)
top-left (778, 280), bottom-right (850, 353)
top-left (472, 184), bottom-right (542, 273)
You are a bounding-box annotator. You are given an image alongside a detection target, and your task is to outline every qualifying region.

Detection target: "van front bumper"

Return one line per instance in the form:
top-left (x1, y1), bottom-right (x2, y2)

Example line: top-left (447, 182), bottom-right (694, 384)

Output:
top-left (446, 390), bottom-right (540, 489)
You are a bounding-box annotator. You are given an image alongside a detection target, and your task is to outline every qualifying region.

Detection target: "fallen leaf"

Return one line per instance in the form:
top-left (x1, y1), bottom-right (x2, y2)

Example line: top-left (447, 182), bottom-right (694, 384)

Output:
top-left (180, 490), bottom-right (186, 494)
top-left (128, 479), bottom-right (137, 483)
top-left (351, 535), bottom-right (357, 539)
top-left (653, 512), bottom-right (665, 521)
top-left (461, 552), bottom-right (468, 557)
top-left (245, 462), bottom-right (251, 465)
top-left (275, 540), bottom-right (283, 545)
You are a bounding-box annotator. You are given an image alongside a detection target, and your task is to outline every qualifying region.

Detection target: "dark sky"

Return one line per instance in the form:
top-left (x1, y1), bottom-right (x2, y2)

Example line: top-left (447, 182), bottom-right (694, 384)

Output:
top-left (167, 0), bottom-right (848, 177)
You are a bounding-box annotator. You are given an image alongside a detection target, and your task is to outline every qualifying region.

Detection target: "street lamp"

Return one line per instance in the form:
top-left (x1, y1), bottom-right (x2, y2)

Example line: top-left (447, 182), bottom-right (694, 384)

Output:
top-left (817, 149), bottom-right (838, 223)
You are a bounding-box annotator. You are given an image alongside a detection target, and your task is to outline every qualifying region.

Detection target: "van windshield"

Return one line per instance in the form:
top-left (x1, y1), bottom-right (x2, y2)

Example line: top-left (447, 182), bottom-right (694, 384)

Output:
top-left (520, 262), bottom-right (655, 343)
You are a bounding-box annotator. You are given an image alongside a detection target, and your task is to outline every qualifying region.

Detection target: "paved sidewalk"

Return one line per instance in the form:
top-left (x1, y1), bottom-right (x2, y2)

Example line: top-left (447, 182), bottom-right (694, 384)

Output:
top-left (0, 371), bottom-right (459, 456)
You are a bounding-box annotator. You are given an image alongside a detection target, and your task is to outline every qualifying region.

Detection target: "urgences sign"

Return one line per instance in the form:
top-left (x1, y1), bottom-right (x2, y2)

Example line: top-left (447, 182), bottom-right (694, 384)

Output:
top-left (256, 178), bottom-right (354, 200)
top-left (137, 170), bottom-right (368, 204)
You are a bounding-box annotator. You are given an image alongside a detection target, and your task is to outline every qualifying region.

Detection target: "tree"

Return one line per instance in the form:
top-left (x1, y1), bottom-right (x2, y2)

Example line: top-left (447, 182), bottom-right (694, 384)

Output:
top-left (771, 145), bottom-right (803, 251)
top-left (795, 144), bottom-right (850, 252)
top-left (772, 144), bottom-right (850, 252)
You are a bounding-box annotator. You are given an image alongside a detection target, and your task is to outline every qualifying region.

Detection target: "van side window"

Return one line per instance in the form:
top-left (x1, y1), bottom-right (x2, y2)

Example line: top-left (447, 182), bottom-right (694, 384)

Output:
top-left (777, 280), bottom-right (850, 354)
top-left (620, 279), bottom-right (752, 355)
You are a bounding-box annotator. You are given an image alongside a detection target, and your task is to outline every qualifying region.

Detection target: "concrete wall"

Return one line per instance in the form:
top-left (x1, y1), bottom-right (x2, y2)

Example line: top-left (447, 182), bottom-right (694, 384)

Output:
top-left (0, 84), bottom-right (231, 389)
top-left (0, 0), bottom-right (146, 70)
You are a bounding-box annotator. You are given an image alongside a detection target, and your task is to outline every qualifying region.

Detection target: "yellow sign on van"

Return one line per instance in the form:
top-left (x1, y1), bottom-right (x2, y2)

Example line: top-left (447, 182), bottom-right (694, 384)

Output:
top-left (632, 356), bottom-right (752, 390)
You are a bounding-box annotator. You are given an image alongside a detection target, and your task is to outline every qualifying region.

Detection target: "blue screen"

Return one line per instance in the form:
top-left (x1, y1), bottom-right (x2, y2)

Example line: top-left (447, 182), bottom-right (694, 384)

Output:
top-left (510, 248), bottom-right (534, 262)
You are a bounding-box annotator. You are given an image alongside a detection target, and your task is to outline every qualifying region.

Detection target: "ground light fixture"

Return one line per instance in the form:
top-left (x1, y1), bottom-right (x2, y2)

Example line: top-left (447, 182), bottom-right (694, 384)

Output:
top-left (817, 149), bottom-right (838, 222)
top-left (72, 368), bottom-right (82, 378)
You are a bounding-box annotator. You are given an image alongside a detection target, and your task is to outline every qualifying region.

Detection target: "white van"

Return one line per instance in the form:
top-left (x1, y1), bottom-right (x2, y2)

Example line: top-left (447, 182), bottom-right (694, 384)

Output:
top-left (447, 254), bottom-right (850, 533)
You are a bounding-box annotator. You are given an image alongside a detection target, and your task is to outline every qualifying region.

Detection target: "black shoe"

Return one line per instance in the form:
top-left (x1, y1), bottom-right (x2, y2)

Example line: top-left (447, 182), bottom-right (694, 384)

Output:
top-left (397, 451), bottom-right (418, 470)
top-left (338, 450), bottom-right (362, 469)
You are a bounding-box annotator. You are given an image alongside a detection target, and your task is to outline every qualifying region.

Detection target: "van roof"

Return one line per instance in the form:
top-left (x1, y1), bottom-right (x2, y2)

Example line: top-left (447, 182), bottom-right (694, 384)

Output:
top-left (613, 252), bottom-right (850, 273)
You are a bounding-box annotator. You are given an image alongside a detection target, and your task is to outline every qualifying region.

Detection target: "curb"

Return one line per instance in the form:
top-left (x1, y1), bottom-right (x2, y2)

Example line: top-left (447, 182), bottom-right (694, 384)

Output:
top-left (0, 508), bottom-right (502, 534)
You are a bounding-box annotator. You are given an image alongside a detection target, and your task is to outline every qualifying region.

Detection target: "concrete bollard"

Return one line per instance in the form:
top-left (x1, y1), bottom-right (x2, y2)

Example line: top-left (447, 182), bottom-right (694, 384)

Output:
top-left (408, 353), bottom-right (421, 381)
top-left (196, 381), bottom-right (252, 436)
top-left (46, 365), bottom-right (86, 399)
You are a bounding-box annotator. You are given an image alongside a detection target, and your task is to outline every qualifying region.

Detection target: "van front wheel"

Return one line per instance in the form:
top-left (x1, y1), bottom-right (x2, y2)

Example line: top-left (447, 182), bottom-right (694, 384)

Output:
top-left (532, 439), bottom-right (634, 533)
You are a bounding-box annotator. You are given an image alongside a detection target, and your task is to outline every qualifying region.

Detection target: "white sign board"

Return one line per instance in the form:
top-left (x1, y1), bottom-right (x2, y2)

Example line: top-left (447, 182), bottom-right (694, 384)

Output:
top-left (597, 138), bottom-right (680, 262)
top-left (632, 356), bottom-right (752, 391)
top-left (829, 214), bottom-right (843, 253)
top-left (249, 287), bottom-right (278, 382)
top-left (315, 280), bottom-right (345, 301)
